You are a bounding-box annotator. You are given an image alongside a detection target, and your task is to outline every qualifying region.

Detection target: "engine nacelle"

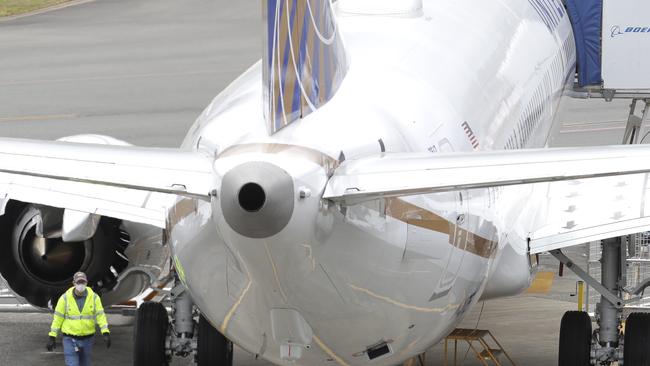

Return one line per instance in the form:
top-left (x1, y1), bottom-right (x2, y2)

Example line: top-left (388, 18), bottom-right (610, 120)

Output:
top-left (0, 201), bottom-right (130, 307)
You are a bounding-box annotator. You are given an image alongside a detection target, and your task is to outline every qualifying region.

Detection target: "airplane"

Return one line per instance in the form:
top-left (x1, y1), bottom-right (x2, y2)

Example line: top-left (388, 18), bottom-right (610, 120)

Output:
top-left (1, 0), bottom-right (650, 365)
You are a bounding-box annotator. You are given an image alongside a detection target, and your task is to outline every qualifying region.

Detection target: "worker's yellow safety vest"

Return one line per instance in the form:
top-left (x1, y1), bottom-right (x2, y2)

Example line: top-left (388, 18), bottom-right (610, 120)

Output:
top-left (49, 287), bottom-right (110, 337)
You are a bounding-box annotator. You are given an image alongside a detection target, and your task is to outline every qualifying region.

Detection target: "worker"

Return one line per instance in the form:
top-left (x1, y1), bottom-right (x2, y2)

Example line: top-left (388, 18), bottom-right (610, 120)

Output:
top-left (46, 272), bottom-right (111, 366)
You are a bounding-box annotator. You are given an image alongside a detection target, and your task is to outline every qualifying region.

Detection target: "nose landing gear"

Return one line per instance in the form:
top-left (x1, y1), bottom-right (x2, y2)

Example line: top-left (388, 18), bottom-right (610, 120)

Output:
top-left (133, 279), bottom-right (233, 366)
top-left (553, 237), bottom-right (650, 366)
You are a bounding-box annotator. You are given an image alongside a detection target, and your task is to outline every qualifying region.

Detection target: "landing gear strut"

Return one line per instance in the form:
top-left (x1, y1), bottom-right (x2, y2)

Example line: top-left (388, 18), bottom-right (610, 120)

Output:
top-left (552, 237), bottom-right (650, 366)
top-left (133, 278), bottom-right (233, 366)
top-left (591, 239), bottom-right (624, 364)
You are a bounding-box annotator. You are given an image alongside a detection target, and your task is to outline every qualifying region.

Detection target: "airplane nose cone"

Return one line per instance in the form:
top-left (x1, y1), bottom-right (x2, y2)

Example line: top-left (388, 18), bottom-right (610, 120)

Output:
top-left (220, 161), bottom-right (295, 238)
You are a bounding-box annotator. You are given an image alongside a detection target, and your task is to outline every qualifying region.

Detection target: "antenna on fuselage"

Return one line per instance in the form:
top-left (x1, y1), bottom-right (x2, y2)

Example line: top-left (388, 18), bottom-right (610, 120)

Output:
top-left (263, 0), bottom-right (349, 133)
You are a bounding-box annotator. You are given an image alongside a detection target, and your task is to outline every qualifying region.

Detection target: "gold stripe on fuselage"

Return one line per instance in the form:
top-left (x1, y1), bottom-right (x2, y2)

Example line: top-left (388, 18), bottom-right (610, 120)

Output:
top-left (167, 198), bottom-right (197, 228)
top-left (385, 197), bottom-right (451, 234)
top-left (385, 197), bottom-right (497, 259)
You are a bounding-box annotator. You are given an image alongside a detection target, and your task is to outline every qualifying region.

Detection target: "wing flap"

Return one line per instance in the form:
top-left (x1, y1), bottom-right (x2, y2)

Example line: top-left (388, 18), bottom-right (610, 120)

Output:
top-left (0, 138), bottom-right (214, 227)
top-left (324, 145), bottom-right (650, 204)
top-left (0, 138), bottom-right (213, 198)
top-left (527, 173), bottom-right (650, 253)
top-left (324, 145), bottom-right (650, 252)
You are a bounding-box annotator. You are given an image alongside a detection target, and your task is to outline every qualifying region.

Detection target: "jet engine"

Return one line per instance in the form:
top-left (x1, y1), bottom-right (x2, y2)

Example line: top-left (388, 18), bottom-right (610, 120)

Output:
top-left (0, 201), bottom-right (130, 308)
top-left (0, 134), bottom-right (149, 308)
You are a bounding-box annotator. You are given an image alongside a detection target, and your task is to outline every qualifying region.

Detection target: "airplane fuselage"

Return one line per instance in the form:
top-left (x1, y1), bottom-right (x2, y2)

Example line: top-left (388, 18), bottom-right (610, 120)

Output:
top-left (170, 1), bottom-right (576, 365)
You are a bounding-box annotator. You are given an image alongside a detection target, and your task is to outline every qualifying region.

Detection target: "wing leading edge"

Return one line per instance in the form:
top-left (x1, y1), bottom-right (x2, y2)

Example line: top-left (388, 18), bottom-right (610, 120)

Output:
top-left (0, 138), bottom-right (214, 228)
top-left (323, 145), bottom-right (650, 253)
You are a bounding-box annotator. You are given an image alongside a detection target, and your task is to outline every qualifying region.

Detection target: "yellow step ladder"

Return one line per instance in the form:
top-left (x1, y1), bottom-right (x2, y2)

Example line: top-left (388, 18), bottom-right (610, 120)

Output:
top-left (443, 328), bottom-right (516, 366)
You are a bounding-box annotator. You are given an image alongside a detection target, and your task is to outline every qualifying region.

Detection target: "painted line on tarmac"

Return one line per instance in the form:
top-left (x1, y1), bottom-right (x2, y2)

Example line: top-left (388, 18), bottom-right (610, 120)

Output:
top-left (0, 113), bottom-right (78, 122)
top-left (0, 70), bottom-right (218, 87)
top-left (561, 120), bottom-right (624, 127)
top-left (560, 126), bottom-right (625, 134)
top-left (0, 0), bottom-right (96, 23)
top-left (560, 120), bottom-right (626, 134)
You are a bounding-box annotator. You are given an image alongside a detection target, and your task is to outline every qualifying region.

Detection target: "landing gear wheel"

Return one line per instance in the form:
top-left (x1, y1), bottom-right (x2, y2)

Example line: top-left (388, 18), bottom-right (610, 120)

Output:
top-left (558, 311), bottom-right (592, 366)
top-left (134, 302), bottom-right (169, 366)
top-left (624, 312), bottom-right (650, 365)
top-left (197, 314), bottom-right (233, 366)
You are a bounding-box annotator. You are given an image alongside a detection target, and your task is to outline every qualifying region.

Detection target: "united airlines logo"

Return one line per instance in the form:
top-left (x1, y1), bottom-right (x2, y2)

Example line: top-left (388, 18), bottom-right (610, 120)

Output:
top-left (611, 25), bottom-right (650, 38)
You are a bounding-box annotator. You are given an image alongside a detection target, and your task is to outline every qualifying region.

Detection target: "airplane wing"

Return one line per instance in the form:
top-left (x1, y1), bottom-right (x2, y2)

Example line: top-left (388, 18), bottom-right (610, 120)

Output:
top-left (0, 137), bottom-right (214, 228)
top-left (323, 145), bottom-right (650, 253)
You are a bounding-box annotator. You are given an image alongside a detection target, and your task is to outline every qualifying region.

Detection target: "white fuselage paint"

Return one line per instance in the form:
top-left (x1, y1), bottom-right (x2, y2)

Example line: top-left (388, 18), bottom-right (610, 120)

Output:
top-left (168, 1), bottom-right (576, 365)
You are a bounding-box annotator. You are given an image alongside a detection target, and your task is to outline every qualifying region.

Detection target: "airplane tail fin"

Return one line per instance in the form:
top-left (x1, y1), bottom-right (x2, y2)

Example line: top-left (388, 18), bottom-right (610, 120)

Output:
top-left (263, 0), bottom-right (349, 133)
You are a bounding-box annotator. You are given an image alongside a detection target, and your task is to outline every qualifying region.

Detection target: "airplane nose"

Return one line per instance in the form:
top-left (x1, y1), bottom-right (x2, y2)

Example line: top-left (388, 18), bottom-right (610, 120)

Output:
top-left (219, 161), bottom-right (295, 238)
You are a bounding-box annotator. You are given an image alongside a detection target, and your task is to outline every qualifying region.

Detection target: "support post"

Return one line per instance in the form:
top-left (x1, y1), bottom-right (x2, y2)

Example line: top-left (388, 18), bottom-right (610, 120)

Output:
top-left (622, 99), bottom-right (650, 145)
top-left (598, 238), bottom-right (622, 346)
top-left (577, 281), bottom-right (585, 312)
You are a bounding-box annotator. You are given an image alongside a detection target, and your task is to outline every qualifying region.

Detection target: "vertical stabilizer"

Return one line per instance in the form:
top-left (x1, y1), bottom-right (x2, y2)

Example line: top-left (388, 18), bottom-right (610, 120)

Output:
top-left (263, 0), bottom-right (349, 133)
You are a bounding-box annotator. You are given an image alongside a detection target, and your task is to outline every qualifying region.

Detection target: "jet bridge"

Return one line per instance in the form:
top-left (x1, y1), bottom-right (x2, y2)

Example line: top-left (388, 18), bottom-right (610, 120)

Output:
top-left (568, 0), bottom-right (650, 92)
top-left (567, 0), bottom-right (650, 143)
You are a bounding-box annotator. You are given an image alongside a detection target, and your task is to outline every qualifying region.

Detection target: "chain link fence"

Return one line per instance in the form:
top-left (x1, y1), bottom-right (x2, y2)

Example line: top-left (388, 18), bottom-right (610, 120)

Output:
top-left (588, 234), bottom-right (650, 314)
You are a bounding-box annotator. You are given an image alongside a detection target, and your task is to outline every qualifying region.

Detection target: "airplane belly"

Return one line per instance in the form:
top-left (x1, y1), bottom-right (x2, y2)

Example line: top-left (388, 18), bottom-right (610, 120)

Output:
top-left (170, 187), bottom-right (494, 366)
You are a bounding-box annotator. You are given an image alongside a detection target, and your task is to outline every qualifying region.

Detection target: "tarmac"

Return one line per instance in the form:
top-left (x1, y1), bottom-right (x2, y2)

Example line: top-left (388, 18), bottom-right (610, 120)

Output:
top-left (0, 0), bottom-right (643, 365)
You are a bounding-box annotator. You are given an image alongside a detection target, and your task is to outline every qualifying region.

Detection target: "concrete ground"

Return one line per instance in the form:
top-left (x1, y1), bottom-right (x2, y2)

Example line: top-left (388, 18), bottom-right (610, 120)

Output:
top-left (0, 0), bottom-right (642, 365)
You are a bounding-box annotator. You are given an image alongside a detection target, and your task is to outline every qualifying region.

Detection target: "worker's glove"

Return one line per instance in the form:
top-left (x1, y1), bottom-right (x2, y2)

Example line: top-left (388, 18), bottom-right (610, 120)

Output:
top-left (46, 336), bottom-right (56, 352)
top-left (103, 333), bottom-right (111, 349)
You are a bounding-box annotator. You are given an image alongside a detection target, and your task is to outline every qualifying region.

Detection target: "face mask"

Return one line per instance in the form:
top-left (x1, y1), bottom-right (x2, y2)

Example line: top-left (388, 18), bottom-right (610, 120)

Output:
top-left (75, 284), bottom-right (87, 293)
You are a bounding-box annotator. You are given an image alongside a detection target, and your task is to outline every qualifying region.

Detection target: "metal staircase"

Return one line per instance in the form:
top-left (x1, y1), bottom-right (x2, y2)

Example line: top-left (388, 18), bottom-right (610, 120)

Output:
top-left (443, 328), bottom-right (516, 366)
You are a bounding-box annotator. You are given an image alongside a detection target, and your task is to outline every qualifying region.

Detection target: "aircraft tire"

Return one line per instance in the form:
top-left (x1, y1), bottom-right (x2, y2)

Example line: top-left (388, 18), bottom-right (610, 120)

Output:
top-left (134, 301), bottom-right (169, 366)
top-left (558, 311), bottom-right (591, 366)
top-left (624, 312), bottom-right (650, 365)
top-left (197, 314), bottom-right (233, 366)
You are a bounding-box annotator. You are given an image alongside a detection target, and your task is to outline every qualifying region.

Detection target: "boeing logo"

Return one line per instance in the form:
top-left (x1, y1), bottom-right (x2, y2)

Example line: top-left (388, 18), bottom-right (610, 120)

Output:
top-left (611, 25), bottom-right (650, 38)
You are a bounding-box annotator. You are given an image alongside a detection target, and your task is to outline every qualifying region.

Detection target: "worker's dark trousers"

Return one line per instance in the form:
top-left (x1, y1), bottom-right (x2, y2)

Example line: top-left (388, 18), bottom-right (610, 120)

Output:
top-left (63, 336), bottom-right (94, 366)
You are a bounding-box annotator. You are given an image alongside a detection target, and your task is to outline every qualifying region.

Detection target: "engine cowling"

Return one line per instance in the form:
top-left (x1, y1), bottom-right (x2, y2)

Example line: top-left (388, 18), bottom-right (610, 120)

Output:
top-left (0, 201), bottom-right (130, 307)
